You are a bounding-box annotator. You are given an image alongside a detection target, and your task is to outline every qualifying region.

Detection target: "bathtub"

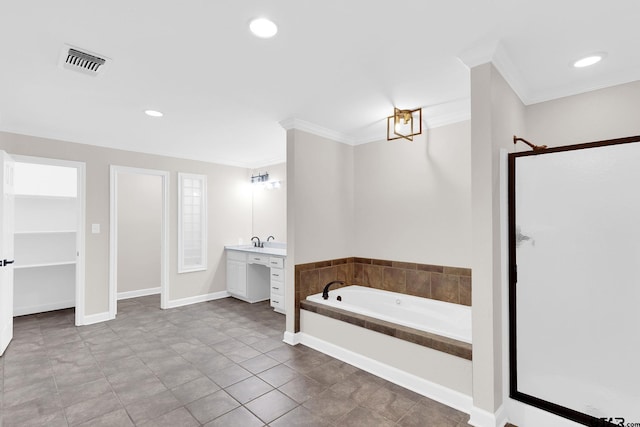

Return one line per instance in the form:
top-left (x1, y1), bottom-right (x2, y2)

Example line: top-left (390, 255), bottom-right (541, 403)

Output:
top-left (306, 285), bottom-right (471, 344)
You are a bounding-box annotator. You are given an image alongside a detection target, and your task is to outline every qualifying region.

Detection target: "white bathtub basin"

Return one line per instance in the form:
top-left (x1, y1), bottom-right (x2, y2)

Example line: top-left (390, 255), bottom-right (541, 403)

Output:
top-left (307, 285), bottom-right (472, 344)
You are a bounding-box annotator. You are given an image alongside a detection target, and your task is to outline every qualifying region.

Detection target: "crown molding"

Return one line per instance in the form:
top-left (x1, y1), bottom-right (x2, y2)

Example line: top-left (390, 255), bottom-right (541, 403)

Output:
top-left (281, 100), bottom-right (472, 148)
top-left (491, 42), bottom-right (534, 105)
top-left (457, 39), bottom-right (499, 69)
top-left (425, 109), bottom-right (471, 129)
top-left (458, 40), bottom-right (534, 106)
top-left (279, 118), bottom-right (356, 145)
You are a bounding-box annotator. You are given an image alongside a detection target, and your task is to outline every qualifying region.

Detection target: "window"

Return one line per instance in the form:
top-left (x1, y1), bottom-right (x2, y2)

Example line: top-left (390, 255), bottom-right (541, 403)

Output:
top-left (178, 173), bottom-right (207, 273)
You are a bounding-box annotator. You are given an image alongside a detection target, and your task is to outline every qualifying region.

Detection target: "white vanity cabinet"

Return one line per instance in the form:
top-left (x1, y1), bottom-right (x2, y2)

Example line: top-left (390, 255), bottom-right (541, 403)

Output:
top-left (269, 257), bottom-right (285, 313)
top-left (226, 250), bottom-right (248, 298)
top-left (225, 247), bottom-right (286, 313)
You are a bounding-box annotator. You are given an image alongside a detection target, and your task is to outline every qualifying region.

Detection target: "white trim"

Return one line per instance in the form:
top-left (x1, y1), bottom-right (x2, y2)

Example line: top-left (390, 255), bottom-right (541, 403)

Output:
top-left (282, 331), bottom-right (301, 345)
top-left (456, 39), bottom-right (500, 69)
top-left (79, 311), bottom-right (112, 326)
top-left (279, 118), bottom-right (356, 145)
top-left (296, 332), bottom-right (474, 416)
top-left (424, 109), bottom-right (471, 130)
top-left (164, 290), bottom-right (229, 309)
top-left (468, 405), bottom-right (507, 427)
top-left (491, 43), bottom-right (531, 106)
top-left (110, 166), bottom-right (170, 318)
top-left (117, 287), bottom-right (161, 300)
top-left (13, 300), bottom-right (75, 317)
top-left (11, 155), bottom-right (86, 327)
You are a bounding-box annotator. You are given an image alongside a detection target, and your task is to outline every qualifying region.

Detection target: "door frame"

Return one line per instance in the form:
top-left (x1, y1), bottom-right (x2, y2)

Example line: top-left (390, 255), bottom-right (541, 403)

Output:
top-left (109, 166), bottom-right (169, 317)
top-left (12, 155), bottom-right (86, 326)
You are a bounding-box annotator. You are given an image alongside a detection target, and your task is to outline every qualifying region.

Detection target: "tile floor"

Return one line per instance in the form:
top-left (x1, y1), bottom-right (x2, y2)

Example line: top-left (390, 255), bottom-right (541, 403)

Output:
top-left (0, 295), bottom-right (471, 426)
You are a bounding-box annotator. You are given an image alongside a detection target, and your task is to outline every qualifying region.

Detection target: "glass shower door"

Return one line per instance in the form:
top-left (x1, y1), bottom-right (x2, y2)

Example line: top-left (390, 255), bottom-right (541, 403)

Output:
top-left (509, 138), bottom-right (640, 426)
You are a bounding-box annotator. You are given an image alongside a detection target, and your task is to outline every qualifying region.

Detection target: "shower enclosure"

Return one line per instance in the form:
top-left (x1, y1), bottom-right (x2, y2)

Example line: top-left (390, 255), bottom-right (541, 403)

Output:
top-left (508, 135), bottom-right (640, 426)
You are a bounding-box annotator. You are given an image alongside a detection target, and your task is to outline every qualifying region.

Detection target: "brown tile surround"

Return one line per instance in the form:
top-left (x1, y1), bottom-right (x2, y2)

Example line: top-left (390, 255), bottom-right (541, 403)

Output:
top-left (294, 257), bottom-right (472, 337)
top-left (300, 300), bottom-right (472, 360)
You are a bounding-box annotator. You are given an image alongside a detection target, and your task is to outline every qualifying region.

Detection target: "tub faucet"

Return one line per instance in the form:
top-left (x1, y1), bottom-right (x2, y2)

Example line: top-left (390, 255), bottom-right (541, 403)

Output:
top-left (322, 280), bottom-right (344, 300)
top-left (267, 235), bottom-right (275, 242)
top-left (251, 236), bottom-right (262, 248)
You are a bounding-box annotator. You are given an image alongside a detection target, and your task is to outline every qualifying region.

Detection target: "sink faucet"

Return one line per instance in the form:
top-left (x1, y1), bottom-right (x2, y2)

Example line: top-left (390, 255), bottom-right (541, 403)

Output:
top-left (267, 235), bottom-right (275, 242)
top-left (322, 280), bottom-right (344, 300)
top-left (251, 236), bottom-right (262, 248)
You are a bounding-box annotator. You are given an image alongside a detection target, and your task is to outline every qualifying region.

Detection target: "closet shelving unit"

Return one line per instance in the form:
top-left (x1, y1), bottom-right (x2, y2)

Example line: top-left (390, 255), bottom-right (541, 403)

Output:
top-left (13, 170), bottom-right (78, 316)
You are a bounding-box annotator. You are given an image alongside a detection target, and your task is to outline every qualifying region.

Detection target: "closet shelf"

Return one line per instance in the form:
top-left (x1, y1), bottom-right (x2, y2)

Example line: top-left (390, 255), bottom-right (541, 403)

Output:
top-left (14, 194), bottom-right (77, 200)
top-left (15, 230), bottom-right (76, 235)
top-left (14, 261), bottom-right (76, 269)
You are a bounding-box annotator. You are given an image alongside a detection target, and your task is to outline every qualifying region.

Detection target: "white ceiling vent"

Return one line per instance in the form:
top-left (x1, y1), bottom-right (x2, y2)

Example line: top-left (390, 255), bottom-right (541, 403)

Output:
top-left (58, 44), bottom-right (109, 76)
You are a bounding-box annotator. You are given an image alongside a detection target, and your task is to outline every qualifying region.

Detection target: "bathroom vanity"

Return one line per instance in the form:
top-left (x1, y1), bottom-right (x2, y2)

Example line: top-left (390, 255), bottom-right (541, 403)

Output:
top-left (225, 245), bottom-right (286, 314)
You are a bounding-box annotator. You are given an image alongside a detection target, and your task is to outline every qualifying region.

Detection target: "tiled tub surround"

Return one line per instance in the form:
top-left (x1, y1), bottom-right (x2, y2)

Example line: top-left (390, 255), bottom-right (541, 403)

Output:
top-left (294, 257), bottom-right (472, 333)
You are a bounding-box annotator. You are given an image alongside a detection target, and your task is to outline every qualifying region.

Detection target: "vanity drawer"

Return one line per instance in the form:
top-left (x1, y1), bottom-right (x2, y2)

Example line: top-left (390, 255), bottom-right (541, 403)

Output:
top-left (247, 254), bottom-right (269, 265)
top-left (270, 268), bottom-right (284, 282)
top-left (270, 281), bottom-right (284, 296)
top-left (270, 296), bottom-right (285, 310)
top-left (269, 257), bottom-right (284, 268)
top-left (226, 250), bottom-right (246, 262)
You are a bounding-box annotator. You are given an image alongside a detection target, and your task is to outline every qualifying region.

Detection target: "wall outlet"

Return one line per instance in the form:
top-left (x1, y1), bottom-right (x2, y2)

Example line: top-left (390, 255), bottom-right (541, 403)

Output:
top-left (91, 224), bottom-right (100, 234)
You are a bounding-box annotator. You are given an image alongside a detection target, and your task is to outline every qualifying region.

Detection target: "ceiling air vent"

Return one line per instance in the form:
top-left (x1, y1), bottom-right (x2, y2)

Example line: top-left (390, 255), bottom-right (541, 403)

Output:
top-left (59, 45), bottom-right (109, 76)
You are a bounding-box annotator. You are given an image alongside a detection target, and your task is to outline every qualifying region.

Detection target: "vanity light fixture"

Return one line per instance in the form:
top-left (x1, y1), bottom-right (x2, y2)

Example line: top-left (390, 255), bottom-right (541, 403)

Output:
top-left (387, 107), bottom-right (422, 141)
top-left (249, 18), bottom-right (278, 38)
top-left (251, 172), bottom-right (269, 184)
top-left (250, 172), bottom-right (281, 189)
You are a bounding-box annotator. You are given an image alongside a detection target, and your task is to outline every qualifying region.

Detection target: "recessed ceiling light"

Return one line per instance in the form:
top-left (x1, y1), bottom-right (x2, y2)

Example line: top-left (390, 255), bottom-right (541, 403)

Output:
top-left (249, 18), bottom-right (278, 38)
top-left (145, 110), bottom-right (163, 117)
top-left (573, 54), bottom-right (605, 68)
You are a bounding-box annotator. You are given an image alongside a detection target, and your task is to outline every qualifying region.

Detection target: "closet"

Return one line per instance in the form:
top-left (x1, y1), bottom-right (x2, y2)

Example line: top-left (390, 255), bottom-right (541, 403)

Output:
top-left (12, 157), bottom-right (82, 316)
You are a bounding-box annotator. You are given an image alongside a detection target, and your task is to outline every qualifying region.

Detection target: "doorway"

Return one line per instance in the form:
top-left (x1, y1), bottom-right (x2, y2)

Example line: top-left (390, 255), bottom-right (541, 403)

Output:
top-left (109, 166), bottom-right (169, 317)
top-left (11, 155), bottom-right (86, 326)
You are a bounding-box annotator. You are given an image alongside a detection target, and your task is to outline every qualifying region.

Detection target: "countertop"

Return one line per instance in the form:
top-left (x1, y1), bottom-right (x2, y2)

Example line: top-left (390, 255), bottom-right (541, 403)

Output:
top-left (225, 245), bottom-right (287, 257)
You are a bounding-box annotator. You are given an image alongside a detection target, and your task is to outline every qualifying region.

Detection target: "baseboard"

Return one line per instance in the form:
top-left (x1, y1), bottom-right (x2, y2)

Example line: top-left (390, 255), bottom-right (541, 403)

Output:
top-left (117, 287), bottom-right (161, 300)
top-left (1, 324), bottom-right (13, 356)
top-left (282, 331), bottom-right (301, 345)
top-left (164, 290), bottom-right (229, 309)
top-left (469, 404), bottom-right (507, 427)
top-left (297, 332), bottom-right (474, 416)
top-left (14, 300), bottom-right (75, 317)
top-left (80, 311), bottom-right (112, 326)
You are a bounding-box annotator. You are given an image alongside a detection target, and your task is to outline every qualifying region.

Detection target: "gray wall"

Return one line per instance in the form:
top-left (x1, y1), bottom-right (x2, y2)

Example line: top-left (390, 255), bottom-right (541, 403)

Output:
top-left (469, 62), bottom-right (527, 416)
top-left (0, 131), bottom-right (252, 316)
top-left (353, 121), bottom-right (471, 267)
top-left (252, 162), bottom-right (286, 243)
top-left (117, 172), bottom-right (162, 294)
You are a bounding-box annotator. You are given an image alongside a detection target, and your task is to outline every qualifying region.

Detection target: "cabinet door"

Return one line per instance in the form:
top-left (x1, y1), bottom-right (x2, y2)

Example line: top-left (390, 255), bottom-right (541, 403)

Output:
top-left (226, 259), bottom-right (247, 297)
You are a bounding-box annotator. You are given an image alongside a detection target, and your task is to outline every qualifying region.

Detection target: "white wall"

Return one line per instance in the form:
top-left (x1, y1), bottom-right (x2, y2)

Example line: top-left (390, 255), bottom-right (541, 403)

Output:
top-left (0, 131), bottom-right (252, 316)
top-left (353, 121), bottom-right (471, 267)
top-left (117, 172), bottom-right (162, 294)
top-left (251, 162), bottom-right (286, 243)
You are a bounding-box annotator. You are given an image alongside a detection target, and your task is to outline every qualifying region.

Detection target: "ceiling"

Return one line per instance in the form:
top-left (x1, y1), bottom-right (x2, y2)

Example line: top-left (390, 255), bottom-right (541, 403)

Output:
top-left (1, 1), bottom-right (639, 168)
